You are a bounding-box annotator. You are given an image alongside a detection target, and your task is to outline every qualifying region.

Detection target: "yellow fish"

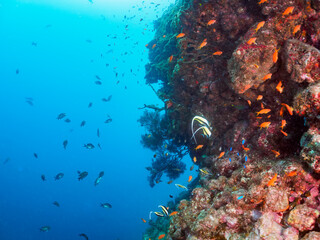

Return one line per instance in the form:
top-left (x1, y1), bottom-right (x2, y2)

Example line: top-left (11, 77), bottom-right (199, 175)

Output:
top-left (255, 21), bottom-right (265, 32)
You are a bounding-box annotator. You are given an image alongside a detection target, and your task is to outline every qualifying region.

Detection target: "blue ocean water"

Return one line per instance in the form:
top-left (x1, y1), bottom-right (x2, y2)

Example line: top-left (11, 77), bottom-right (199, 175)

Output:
top-left (0, 0), bottom-right (191, 239)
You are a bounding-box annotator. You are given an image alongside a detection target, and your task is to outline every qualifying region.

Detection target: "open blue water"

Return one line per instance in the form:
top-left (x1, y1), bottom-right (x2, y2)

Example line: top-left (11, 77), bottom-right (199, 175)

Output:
top-left (0, 0), bottom-right (191, 239)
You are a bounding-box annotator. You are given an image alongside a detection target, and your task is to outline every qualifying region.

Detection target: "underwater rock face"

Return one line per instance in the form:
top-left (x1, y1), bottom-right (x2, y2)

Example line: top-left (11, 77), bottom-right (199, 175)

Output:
top-left (287, 204), bottom-right (320, 231)
top-left (143, 0), bottom-right (320, 239)
top-left (283, 39), bottom-right (320, 84)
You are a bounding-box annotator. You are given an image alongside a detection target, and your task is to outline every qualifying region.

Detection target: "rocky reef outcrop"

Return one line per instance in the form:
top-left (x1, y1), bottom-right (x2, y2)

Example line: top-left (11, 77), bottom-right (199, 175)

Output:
top-left (142, 0), bottom-right (320, 239)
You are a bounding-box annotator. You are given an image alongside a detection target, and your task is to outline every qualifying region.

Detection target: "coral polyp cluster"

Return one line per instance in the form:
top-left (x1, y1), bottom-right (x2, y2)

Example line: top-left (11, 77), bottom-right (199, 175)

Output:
top-left (142, 0), bottom-right (320, 239)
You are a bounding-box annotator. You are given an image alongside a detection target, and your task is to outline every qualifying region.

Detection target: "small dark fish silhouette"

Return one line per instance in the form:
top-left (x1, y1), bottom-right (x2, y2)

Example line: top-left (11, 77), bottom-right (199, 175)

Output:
top-left (95, 75), bottom-right (101, 80)
top-left (16, 69), bottom-right (19, 74)
top-left (79, 233), bottom-right (89, 240)
top-left (94, 171), bottom-right (104, 186)
top-left (54, 173), bottom-right (64, 180)
top-left (97, 128), bottom-right (100, 137)
top-left (3, 157), bottom-right (10, 165)
top-left (88, 102), bottom-right (92, 108)
top-left (77, 171), bottom-right (88, 181)
top-left (102, 95), bottom-right (112, 102)
top-left (53, 201), bottom-right (60, 207)
top-left (25, 100), bottom-right (34, 106)
top-left (31, 42), bottom-right (37, 46)
top-left (63, 140), bottom-right (68, 149)
top-left (57, 113), bottom-right (66, 120)
top-left (80, 121), bottom-right (86, 127)
top-left (34, 153), bottom-right (38, 159)
top-left (41, 174), bottom-right (46, 181)
top-left (97, 143), bottom-right (102, 149)
top-left (95, 81), bottom-right (102, 85)
top-left (104, 118), bottom-right (112, 124)
top-left (83, 143), bottom-right (95, 149)
top-left (169, 195), bottom-right (173, 198)
top-left (101, 203), bottom-right (112, 208)
top-left (64, 118), bottom-right (71, 123)
top-left (86, 39), bottom-right (92, 43)
top-left (40, 226), bottom-right (50, 232)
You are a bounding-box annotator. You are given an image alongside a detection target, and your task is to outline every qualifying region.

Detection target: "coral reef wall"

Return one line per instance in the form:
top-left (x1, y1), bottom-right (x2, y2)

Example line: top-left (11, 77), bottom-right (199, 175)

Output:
top-left (144, 0), bottom-right (320, 239)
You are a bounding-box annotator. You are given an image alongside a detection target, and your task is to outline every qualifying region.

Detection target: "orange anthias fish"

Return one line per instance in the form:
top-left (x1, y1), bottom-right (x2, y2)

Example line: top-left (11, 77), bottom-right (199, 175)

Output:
top-left (195, 145), bottom-right (204, 150)
top-left (141, 218), bottom-right (146, 223)
top-left (198, 39), bottom-right (207, 49)
top-left (287, 170), bottom-right (298, 177)
top-left (247, 100), bottom-right (252, 106)
top-left (281, 119), bottom-right (287, 129)
top-left (271, 150), bottom-right (280, 157)
top-left (207, 19), bottom-right (216, 25)
top-left (293, 25), bottom-right (301, 35)
top-left (263, 73), bottom-right (272, 81)
top-left (188, 175), bottom-right (193, 182)
top-left (152, 44), bottom-right (156, 49)
top-left (169, 211), bottom-right (178, 216)
top-left (218, 152), bottom-right (225, 158)
top-left (283, 6), bottom-right (294, 16)
top-left (267, 173), bottom-right (277, 186)
top-left (258, 0), bottom-right (268, 4)
top-left (213, 51), bottom-right (223, 55)
top-left (176, 33), bottom-right (185, 38)
top-left (242, 145), bottom-right (250, 151)
top-left (273, 48), bottom-right (280, 63)
top-left (169, 55), bottom-right (173, 62)
top-left (281, 103), bottom-right (293, 115)
top-left (260, 122), bottom-right (271, 129)
top-left (193, 156), bottom-right (197, 163)
top-left (276, 81), bottom-right (284, 93)
top-left (158, 234), bottom-right (166, 239)
top-left (247, 37), bottom-right (257, 45)
top-left (257, 95), bottom-right (263, 101)
top-left (281, 130), bottom-right (288, 136)
top-left (279, 106), bottom-right (284, 116)
top-left (255, 21), bottom-right (265, 32)
top-left (256, 109), bottom-right (271, 115)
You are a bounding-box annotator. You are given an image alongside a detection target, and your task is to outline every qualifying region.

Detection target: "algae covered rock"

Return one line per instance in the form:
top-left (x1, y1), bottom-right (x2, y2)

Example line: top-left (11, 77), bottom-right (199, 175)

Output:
top-left (287, 204), bottom-right (320, 231)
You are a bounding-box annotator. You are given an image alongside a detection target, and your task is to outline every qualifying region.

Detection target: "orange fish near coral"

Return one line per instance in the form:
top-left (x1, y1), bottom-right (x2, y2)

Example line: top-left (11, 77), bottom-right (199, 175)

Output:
top-left (279, 106), bottom-right (284, 116)
top-left (247, 100), bottom-right (252, 106)
top-left (169, 55), bottom-right (173, 62)
top-left (293, 25), bottom-right (301, 35)
top-left (287, 170), bottom-right (298, 177)
top-left (188, 175), bottom-right (193, 182)
top-left (218, 152), bottom-right (225, 158)
top-left (193, 156), bottom-right (197, 163)
top-left (195, 145), bottom-right (204, 150)
top-left (198, 39), bottom-right (207, 49)
top-left (255, 21), bottom-right (265, 32)
top-left (213, 51), bottom-right (223, 55)
top-left (141, 218), bottom-right (146, 223)
top-left (271, 150), bottom-right (280, 157)
top-left (247, 37), bottom-right (257, 45)
top-left (257, 95), bottom-right (263, 101)
top-left (276, 81), bottom-right (284, 93)
top-left (256, 109), bottom-right (271, 115)
top-left (242, 145), bottom-right (250, 151)
top-left (263, 73), bottom-right (272, 81)
top-left (281, 103), bottom-right (293, 115)
top-left (207, 19), bottom-right (216, 25)
top-left (176, 33), bottom-right (185, 38)
top-left (260, 122), bottom-right (271, 129)
top-left (258, 0), bottom-right (268, 4)
top-left (281, 130), bottom-right (288, 136)
top-left (281, 119), bottom-right (287, 129)
top-left (152, 44), bottom-right (156, 49)
top-left (267, 173), bottom-right (277, 186)
top-left (158, 234), bottom-right (166, 239)
top-left (283, 6), bottom-right (294, 16)
top-left (169, 211), bottom-right (178, 216)
top-left (273, 48), bottom-right (280, 63)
